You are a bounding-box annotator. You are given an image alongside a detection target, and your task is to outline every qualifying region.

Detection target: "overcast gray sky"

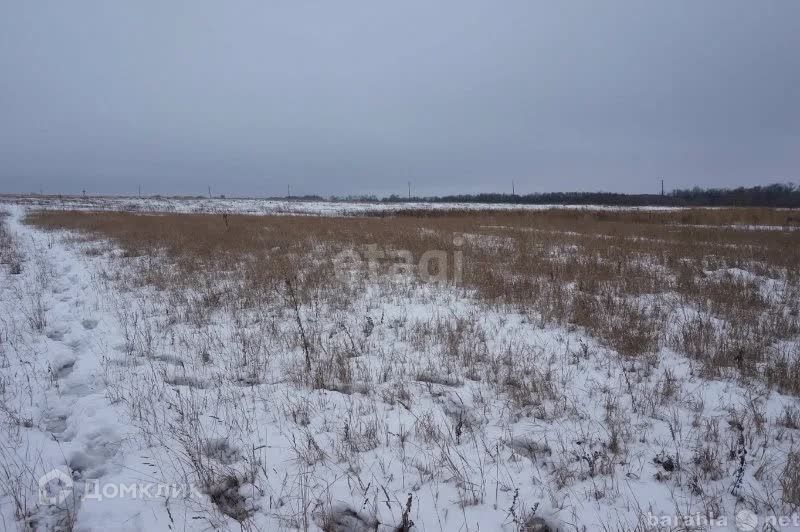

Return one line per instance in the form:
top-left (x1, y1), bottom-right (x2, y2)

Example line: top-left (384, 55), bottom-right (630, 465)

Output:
top-left (1, 1), bottom-right (798, 197)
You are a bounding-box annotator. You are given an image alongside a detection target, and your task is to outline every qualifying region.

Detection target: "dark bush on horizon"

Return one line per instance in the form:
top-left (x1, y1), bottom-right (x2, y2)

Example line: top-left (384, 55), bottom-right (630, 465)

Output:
top-left (380, 183), bottom-right (800, 208)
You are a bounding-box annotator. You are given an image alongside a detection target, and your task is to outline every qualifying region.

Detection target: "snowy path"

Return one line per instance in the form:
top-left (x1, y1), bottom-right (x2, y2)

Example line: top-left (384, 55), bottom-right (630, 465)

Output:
top-left (0, 206), bottom-right (187, 531)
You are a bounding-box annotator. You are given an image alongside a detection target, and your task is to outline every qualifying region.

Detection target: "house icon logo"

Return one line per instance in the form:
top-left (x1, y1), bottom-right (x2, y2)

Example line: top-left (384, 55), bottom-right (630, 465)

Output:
top-left (38, 469), bottom-right (73, 505)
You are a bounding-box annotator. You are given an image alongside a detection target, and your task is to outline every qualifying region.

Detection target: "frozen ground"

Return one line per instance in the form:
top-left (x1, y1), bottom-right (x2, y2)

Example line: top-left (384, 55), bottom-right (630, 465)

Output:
top-left (1, 203), bottom-right (800, 531)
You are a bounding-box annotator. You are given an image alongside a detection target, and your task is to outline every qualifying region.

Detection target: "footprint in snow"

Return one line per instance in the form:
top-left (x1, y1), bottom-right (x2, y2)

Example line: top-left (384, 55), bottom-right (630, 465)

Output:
top-left (46, 327), bottom-right (70, 341)
top-left (42, 411), bottom-right (70, 437)
top-left (54, 360), bottom-right (76, 378)
top-left (67, 338), bottom-right (83, 352)
top-left (67, 428), bottom-right (122, 480)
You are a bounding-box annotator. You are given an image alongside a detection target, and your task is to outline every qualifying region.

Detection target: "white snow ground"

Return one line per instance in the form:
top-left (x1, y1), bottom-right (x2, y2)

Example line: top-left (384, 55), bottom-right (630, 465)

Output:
top-left (1, 203), bottom-right (799, 531)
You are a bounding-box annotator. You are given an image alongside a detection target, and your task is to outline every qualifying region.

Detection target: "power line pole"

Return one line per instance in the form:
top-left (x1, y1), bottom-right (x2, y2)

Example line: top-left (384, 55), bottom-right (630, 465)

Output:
top-left (138, 184), bottom-right (141, 198)
top-left (407, 181), bottom-right (411, 200)
top-left (208, 186), bottom-right (212, 199)
top-left (512, 180), bottom-right (515, 195)
top-left (287, 184), bottom-right (291, 199)
top-left (661, 179), bottom-right (664, 196)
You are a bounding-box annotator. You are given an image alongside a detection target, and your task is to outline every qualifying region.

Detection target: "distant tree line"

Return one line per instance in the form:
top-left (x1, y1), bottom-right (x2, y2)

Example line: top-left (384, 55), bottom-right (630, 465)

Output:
top-left (379, 183), bottom-right (800, 208)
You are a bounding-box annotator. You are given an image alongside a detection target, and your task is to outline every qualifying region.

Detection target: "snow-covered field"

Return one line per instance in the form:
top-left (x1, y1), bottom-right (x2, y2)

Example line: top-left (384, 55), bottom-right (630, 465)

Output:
top-left (1, 203), bottom-right (800, 531)
top-left (0, 195), bottom-right (681, 217)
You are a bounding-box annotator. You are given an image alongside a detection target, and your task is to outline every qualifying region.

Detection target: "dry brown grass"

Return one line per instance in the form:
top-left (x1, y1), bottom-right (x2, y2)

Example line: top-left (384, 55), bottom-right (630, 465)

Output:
top-left (25, 207), bottom-right (800, 392)
top-left (0, 213), bottom-right (23, 275)
top-left (376, 205), bottom-right (800, 228)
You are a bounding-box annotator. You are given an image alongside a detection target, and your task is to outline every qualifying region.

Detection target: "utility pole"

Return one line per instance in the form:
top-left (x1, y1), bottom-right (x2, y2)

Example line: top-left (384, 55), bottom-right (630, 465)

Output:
top-left (512, 180), bottom-right (515, 196)
top-left (407, 181), bottom-right (411, 200)
top-left (661, 179), bottom-right (664, 196)
top-left (287, 184), bottom-right (291, 199)
top-left (208, 186), bottom-right (212, 199)
top-left (138, 185), bottom-right (141, 198)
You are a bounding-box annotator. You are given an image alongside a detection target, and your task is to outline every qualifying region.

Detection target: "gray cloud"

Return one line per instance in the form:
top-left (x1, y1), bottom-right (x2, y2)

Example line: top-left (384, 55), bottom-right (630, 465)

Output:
top-left (1, 0), bottom-right (798, 197)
